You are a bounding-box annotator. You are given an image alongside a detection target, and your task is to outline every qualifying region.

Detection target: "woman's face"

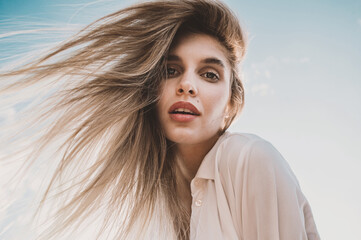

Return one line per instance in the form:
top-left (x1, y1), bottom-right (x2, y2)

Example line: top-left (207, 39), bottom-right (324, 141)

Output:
top-left (157, 33), bottom-right (232, 146)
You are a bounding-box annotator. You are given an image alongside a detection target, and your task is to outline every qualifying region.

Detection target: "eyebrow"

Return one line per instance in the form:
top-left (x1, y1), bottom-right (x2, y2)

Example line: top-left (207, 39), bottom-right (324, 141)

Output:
top-left (167, 55), bottom-right (181, 62)
top-left (201, 58), bottom-right (225, 68)
top-left (167, 54), bottom-right (225, 68)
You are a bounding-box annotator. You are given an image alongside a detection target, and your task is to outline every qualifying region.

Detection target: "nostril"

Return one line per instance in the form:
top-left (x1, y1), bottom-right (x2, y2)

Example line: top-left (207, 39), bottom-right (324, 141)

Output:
top-left (177, 86), bottom-right (196, 95)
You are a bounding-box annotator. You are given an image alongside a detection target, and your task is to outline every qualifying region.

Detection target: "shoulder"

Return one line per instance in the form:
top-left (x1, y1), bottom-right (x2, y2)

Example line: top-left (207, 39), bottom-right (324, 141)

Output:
top-left (216, 131), bottom-right (280, 167)
top-left (215, 132), bottom-right (299, 186)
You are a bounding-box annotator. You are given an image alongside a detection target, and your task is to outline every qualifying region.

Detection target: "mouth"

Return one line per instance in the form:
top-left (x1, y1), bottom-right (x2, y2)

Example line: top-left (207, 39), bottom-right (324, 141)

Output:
top-left (168, 101), bottom-right (200, 116)
top-left (170, 108), bottom-right (199, 115)
top-left (168, 101), bottom-right (200, 122)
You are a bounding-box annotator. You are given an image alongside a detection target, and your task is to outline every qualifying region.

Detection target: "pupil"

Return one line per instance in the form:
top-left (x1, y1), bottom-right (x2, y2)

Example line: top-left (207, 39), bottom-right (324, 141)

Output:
top-left (168, 68), bottom-right (175, 75)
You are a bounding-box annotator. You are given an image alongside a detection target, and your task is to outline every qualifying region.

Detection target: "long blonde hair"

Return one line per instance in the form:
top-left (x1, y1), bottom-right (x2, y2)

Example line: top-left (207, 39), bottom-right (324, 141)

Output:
top-left (1, 0), bottom-right (246, 239)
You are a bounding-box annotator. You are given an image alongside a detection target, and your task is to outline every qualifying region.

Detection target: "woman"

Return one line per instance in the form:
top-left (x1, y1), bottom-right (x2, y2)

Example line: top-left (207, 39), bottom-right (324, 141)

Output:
top-left (1, 0), bottom-right (320, 239)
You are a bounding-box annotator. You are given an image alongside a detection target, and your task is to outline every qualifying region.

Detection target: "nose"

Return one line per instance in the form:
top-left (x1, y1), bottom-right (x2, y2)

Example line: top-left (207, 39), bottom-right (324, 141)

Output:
top-left (176, 74), bottom-right (198, 96)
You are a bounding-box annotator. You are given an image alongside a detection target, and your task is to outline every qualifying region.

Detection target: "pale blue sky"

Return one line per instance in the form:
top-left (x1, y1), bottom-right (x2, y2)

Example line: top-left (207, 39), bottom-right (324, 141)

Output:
top-left (0, 0), bottom-right (360, 239)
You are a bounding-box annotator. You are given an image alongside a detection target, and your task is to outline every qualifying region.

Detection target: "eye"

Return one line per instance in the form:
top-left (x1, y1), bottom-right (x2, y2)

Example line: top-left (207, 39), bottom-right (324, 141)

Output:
top-left (201, 71), bottom-right (220, 82)
top-left (166, 67), bottom-right (179, 78)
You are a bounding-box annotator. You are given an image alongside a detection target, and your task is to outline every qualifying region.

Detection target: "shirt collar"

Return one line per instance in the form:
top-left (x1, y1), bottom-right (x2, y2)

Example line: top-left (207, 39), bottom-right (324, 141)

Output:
top-left (194, 132), bottom-right (229, 180)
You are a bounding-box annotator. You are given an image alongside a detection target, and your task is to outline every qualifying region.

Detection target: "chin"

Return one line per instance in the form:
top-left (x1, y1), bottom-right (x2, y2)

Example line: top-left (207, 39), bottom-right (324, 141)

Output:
top-left (166, 129), bottom-right (196, 144)
top-left (165, 127), bottom-right (220, 146)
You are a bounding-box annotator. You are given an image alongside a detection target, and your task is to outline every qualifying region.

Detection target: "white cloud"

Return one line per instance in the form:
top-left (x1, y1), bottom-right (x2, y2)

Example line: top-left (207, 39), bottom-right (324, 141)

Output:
top-left (263, 56), bottom-right (279, 66)
top-left (245, 55), bottom-right (310, 84)
top-left (264, 70), bottom-right (271, 79)
top-left (251, 83), bottom-right (274, 96)
top-left (281, 57), bottom-right (310, 64)
top-left (299, 57), bottom-right (310, 63)
top-left (248, 61), bottom-right (274, 81)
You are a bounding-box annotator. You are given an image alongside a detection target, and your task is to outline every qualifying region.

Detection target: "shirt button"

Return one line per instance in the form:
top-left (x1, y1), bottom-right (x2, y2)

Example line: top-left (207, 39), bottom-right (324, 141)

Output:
top-left (195, 199), bottom-right (202, 207)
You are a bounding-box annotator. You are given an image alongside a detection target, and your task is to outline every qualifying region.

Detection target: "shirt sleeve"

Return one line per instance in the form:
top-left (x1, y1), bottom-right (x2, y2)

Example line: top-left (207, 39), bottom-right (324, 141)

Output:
top-left (239, 139), bottom-right (320, 240)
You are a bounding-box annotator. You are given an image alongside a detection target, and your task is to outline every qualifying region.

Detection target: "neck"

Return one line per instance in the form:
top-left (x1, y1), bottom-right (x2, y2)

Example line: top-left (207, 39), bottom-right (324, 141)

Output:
top-left (176, 134), bottom-right (220, 182)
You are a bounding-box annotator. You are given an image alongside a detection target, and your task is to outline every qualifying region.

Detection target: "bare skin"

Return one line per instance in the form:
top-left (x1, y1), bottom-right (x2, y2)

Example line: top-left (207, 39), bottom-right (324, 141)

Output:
top-left (176, 134), bottom-right (220, 215)
top-left (157, 33), bottom-right (232, 215)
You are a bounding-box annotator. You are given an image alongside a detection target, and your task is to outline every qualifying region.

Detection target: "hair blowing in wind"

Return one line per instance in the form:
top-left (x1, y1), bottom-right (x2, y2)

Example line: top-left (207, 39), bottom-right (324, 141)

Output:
top-left (0, 0), bottom-right (246, 239)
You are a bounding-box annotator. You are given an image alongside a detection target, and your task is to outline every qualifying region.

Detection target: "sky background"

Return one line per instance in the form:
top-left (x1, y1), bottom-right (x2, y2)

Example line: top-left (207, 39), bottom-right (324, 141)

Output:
top-left (0, 0), bottom-right (360, 239)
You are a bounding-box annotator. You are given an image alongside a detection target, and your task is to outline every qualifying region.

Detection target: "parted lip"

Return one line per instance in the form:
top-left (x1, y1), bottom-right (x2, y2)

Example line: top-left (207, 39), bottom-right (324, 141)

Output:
top-left (168, 101), bottom-right (201, 115)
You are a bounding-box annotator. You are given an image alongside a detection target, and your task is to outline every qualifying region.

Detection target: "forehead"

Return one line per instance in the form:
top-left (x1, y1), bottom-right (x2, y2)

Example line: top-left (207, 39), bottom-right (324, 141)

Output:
top-left (168, 33), bottom-right (230, 66)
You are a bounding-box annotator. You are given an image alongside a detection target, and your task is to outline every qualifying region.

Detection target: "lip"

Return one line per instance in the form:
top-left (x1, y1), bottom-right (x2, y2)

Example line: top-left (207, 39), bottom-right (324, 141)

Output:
top-left (168, 101), bottom-right (200, 122)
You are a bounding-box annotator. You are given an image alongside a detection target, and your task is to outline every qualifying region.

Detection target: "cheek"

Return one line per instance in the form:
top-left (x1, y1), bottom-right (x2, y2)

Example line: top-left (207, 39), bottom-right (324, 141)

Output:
top-left (206, 81), bottom-right (231, 109)
top-left (203, 88), bottom-right (230, 121)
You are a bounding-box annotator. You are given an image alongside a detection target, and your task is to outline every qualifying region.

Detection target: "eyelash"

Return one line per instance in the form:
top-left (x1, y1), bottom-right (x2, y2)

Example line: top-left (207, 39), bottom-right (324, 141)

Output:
top-left (201, 71), bottom-right (219, 82)
top-left (166, 67), bottom-right (179, 77)
top-left (166, 67), bottom-right (220, 82)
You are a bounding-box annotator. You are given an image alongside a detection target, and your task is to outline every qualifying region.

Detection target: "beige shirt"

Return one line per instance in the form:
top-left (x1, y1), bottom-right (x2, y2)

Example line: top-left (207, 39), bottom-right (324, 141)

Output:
top-left (189, 132), bottom-right (320, 240)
